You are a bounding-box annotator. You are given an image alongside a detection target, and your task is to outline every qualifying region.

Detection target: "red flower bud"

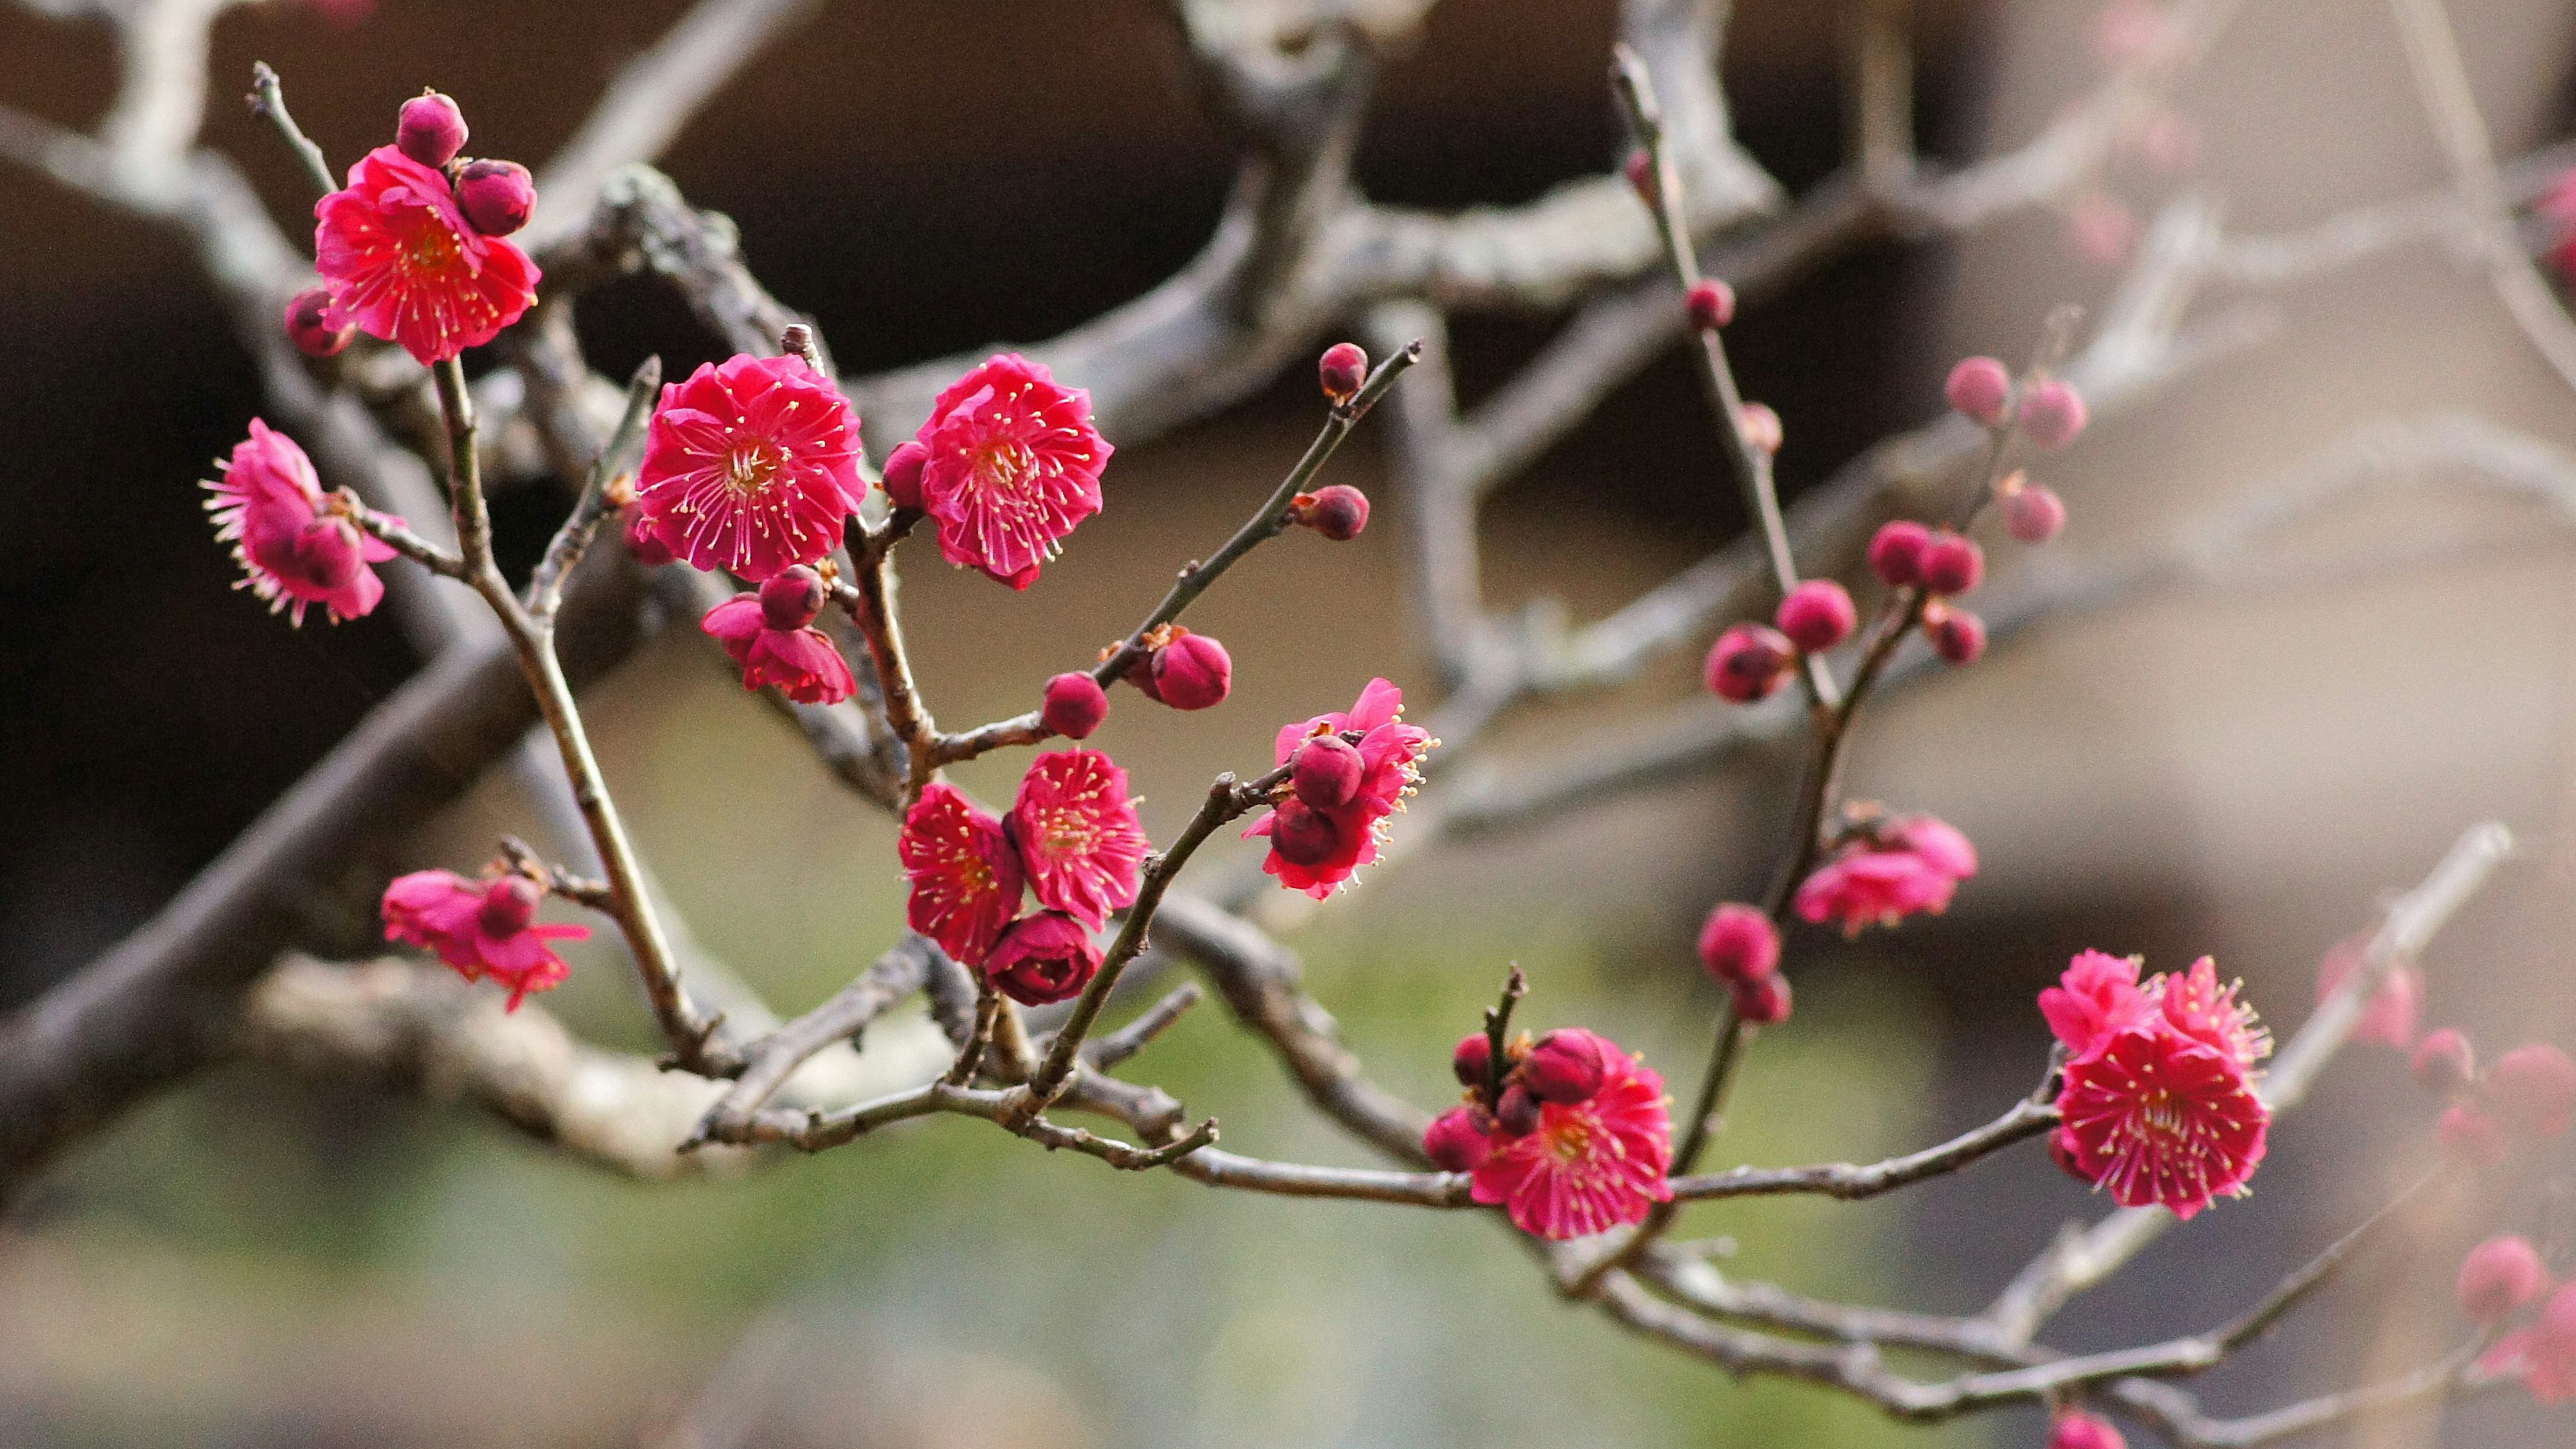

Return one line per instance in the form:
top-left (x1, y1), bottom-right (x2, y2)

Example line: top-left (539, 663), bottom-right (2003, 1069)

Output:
top-left (2046, 1411), bottom-right (2127, 1449)
top-left (1495, 1082), bottom-right (1543, 1136)
top-left (880, 439), bottom-right (928, 512)
top-left (2019, 379), bottom-right (2088, 449)
top-left (477, 875), bottom-right (539, 937)
top-left (623, 506), bottom-right (675, 567)
top-left (1924, 603), bottom-right (1987, 665)
top-left (2438, 1102), bottom-right (2510, 1168)
top-left (1424, 1106), bottom-right (1494, 1172)
top-left (1731, 971), bottom-right (1792, 1026)
top-left (1041, 672), bottom-right (1110, 740)
top-left (1696, 902), bottom-right (1779, 986)
top-left (283, 286), bottom-right (353, 358)
top-left (454, 158), bottom-right (535, 237)
top-left (1291, 733), bottom-right (1365, 810)
top-left (1295, 484), bottom-right (1370, 540)
top-left (2487, 1042), bottom-right (2576, 1140)
top-left (395, 90), bottom-right (468, 168)
top-left (1775, 579), bottom-right (1857, 653)
top-left (1918, 531), bottom-right (1984, 596)
top-left (1269, 798), bottom-right (1342, 867)
top-left (1705, 623), bottom-right (1794, 703)
top-left (1318, 341), bottom-right (1368, 404)
top-left (2457, 1235), bottom-right (2549, 1322)
top-left (1453, 1032), bottom-right (1495, 1090)
top-left (757, 565), bottom-right (826, 631)
top-left (1738, 402), bottom-right (1784, 455)
top-left (985, 910), bottom-right (1102, 1006)
top-left (1686, 279), bottom-right (1735, 331)
top-left (2004, 482), bottom-right (2068, 543)
top-left (2410, 1028), bottom-right (2475, 1095)
top-left (1521, 1030), bottom-right (1608, 1106)
top-left (1868, 519), bottom-right (1931, 588)
top-left (1944, 356), bottom-right (2012, 426)
top-left (290, 518), bottom-right (367, 592)
top-left (1149, 631), bottom-right (1231, 710)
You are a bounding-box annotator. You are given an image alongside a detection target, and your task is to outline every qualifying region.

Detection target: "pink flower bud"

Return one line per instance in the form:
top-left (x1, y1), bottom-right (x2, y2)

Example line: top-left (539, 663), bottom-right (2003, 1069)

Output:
top-left (2457, 1236), bottom-right (2550, 1322)
top-left (2412, 1028), bottom-right (2476, 1095)
top-left (1521, 1030), bottom-right (1608, 1106)
top-left (2004, 483), bottom-right (2068, 543)
top-left (2488, 1043), bottom-right (2576, 1140)
top-left (880, 439), bottom-right (928, 512)
top-left (2019, 380), bottom-right (2089, 450)
top-left (284, 286), bottom-right (354, 358)
top-left (1776, 579), bottom-right (1857, 653)
top-left (1318, 341), bottom-right (1368, 404)
top-left (1686, 279), bottom-right (1735, 331)
top-left (1918, 531), bottom-right (1984, 596)
top-left (1868, 519), bottom-right (1931, 588)
top-left (1705, 623), bottom-right (1794, 703)
top-left (2439, 1103), bottom-right (2511, 1168)
top-left (1495, 1082), bottom-right (1542, 1136)
top-left (1295, 484), bottom-right (1370, 541)
top-left (757, 565), bottom-right (826, 631)
top-left (1041, 672), bottom-right (1110, 740)
top-left (1424, 1106), bottom-right (1494, 1172)
top-left (1731, 971), bottom-right (1792, 1026)
top-left (1622, 148), bottom-right (1656, 205)
top-left (1453, 1032), bottom-right (1495, 1090)
top-left (1269, 799), bottom-right (1342, 867)
top-left (1697, 903), bottom-right (1780, 986)
top-left (395, 90), bottom-right (468, 168)
top-left (985, 910), bottom-right (1103, 1006)
top-left (2047, 1411), bottom-right (2127, 1449)
top-left (1738, 402), bottom-right (1783, 455)
top-left (455, 158), bottom-right (535, 237)
top-left (623, 506), bottom-right (675, 567)
top-left (1925, 603), bottom-right (1987, 665)
top-left (1291, 734), bottom-right (1365, 810)
top-left (1944, 356), bottom-right (2012, 426)
top-left (477, 875), bottom-right (539, 937)
top-left (1149, 631), bottom-right (1232, 710)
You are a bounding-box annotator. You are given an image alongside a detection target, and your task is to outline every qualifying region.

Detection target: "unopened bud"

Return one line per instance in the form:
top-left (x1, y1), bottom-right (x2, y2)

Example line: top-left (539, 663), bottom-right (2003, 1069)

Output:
top-left (1697, 903), bottom-right (1780, 987)
top-left (1918, 531), bottom-right (1984, 596)
top-left (2004, 482), bottom-right (2068, 543)
top-left (1705, 623), bottom-right (1794, 703)
top-left (1868, 519), bottom-right (1931, 588)
top-left (1520, 1030), bottom-right (1608, 1106)
top-left (2410, 1028), bottom-right (2475, 1095)
top-left (396, 90), bottom-right (468, 168)
top-left (1269, 798), bottom-right (1341, 867)
top-left (2019, 379), bottom-right (2089, 450)
top-left (1293, 484), bottom-right (1370, 541)
top-left (283, 286), bottom-right (353, 358)
top-left (1923, 602), bottom-right (1987, 665)
top-left (1453, 1032), bottom-right (1495, 1091)
top-left (455, 158), bottom-right (535, 237)
top-left (880, 439), bottom-right (928, 512)
top-left (1944, 356), bottom-right (2012, 426)
top-left (1494, 1082), bottom-right (1543, 1136)
top-left (1622, 148), bottom-right (1657, 206)
top-left (1291, 734), bottom-right (1365, 810)
top-left (2047, 1411), bottom-right (2128, 1449)
top-left (1731, 971), bottom-right (1792, 1026)
top-left (1148, 631), bottom-right (1232, 710)
top-left (1040, 672), bottom-right (1110, 740)
top-left (2487, 1042), bottom-right (2576, 1140)
top-left (623, 508), bottom-right (675, 567)
top-left (1738, 402), bottom-right (1783, 455)
top-left (2457, 1236), bottom-right (2548, 1323)
top-left (1686, 279), bottom-right (1736, 331)
top-left (1776, 579), bottom-right (1857, 653)
top-left (757, 565), bottom-right (826, 631)
top-left (477, 875), bottom-right (539, 937)
top-left (1318, 342), bottom-right (1368, 405)
top-left (1423, 1106), bottom-right (1494, 1172)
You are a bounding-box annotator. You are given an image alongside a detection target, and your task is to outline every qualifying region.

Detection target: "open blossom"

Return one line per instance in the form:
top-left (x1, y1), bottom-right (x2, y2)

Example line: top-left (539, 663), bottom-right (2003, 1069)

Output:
top-left (1244, 678), bottom-right (1434, 898)
top-left (912, 353), bottom-right (1110, 587)
top-left (203, 419), bottom-right (396, 625)
top-left (2038, 950), bottom-right (2157, 1060)
top-left (1793, 814), bottom-right (1978, 935)
top-left (900, 782), bottom-right (1025, 967)
top-left (381, 871), bottom-right (587, 1010)
top-left (1468, 1034), bottom-right (1672, 1240)
top-left (1008, 750), bottom-right (1148, 930)
top-left (2045, 952), bottom-right (2270, 1220)
top-left (634, 354), bottom-right (866, 581)
top-left (699, 566), bottom-right (855, 704)
top-left (314, 146), bottom-right (538, 364)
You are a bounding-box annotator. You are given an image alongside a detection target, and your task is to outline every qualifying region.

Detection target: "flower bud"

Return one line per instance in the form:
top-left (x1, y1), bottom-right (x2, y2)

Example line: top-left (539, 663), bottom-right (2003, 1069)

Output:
top-left (289, 517), bottom-right (366, 592)
top-left (395, 90), bottom-right (468, 168)
top-left (1697, 903), bottom-right (1780, 987)
top-left (2438, 1103), bottom-right (2510, 1168)
top-left (1945, 356), bottom-right (2012, 426)
top-left (1041, 672), bottom-right (1110, 740)
top-left (283, 286), bottom-right (353, 358)
top-left (2019, 379), bottom-right (2088, 450)
top-left (455, 158), bottom-right (535, 237)
top-left (1705, 623), bottom-right (1794, 703)
top-left (2410, 1028), bottom-right (2475, 1095)
top-left (1776, 579), bottom-right (1857, 653)
top-left (1686, 279), bottom-right (1735, 331)
top-left (1453, 1032), bottom-right (1495, 1091)
top-left (1924, 603), bottom-right (1987, 665)
top-left (880, 439), bottom-right (928, 512)
top-left (1424, 1106), bottom-right (1494, 1172)
top-left (1622, 148), bottom-right (1657, 205)
top-left (985, 910), bottom-right (1103, 1006)
top-left (2004, 482), bottom-right (2068, 543)
top-left (477, 875), bottom-right (539, 937)
top-left (2046, 1411), bottom-right (2127, 1449)
top-left (623, 507), bottom-right (675, 567)
top-left (1738, 402), bottom-right (1783, 455)
top-left (1918, 531), bottom-right (1984, 596)
top-left (1521, 1030), bottom-right (1608, 1106)
top-left (757, 565), bottom-right (826, 631)
top-left (1318, 341), bottom-right (1368, 405)
top-left (1731, 971), bottom-right (1792, 1026)
top-left (1291, 734), bottom-right (1365, 810)
top-left (1269, 799), bottom-right (1342, 867)
top-left (2457, 1236), bottom-right (2549, 1323)
top-left (1149, 631), bottom-right (1232, 710)
top-left (2487, 1042), bottom-right (2576, 1140)
top-left (1494, 1082), bottom-right (1543, 1136)
top-left (1868, 519), bottom-right (1931, 588)
top-left (1295, 484), bottom-right (1370, 541)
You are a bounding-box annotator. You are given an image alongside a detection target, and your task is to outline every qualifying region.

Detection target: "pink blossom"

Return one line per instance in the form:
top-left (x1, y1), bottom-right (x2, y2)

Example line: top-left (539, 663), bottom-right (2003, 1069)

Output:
top-left (984, 910), bottom-right (1103, 1006)
top-left (1244, 678), bottom-right (1434, 898)
top-left (1793, 814), bottom-right (1978, 935)
top-left (315, 146), bottom-right (538, 364)
top-left (1469, 1036), bottom-right (1672, 1240)
top-left (1009, 749), bottom-right (1148, 930)
top-left (381, 871), bottom-right (587, 1010)
top-left (2055, 1018), bottom-right (2269, 1220)
top-left (2457, 1236), bottom-right (2550, 1323)
top-left (698, 568), bottom-right (855, 704)
top-left (634, 353), bottom-right (865, 581)
top-left (2039, 951), bottom-right (2157, 1061)
top-left (912, 353), bottom-right (1110, 587)
top-left (2483, 1283), bottom-right (2576, 1404)
top-left (2312, 930), bottom-right (2422, 1049)
top-left (203, 419), bottom-right (396, 625)
top-left (900, 783), bottom-right (1025, 967)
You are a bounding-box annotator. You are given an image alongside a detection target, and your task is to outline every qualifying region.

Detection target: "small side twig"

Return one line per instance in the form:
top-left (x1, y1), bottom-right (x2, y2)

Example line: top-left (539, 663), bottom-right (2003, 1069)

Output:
top-left (246, 62), bottom-right (335, 201)
top-left (528, 354), bottom-right (660, 619)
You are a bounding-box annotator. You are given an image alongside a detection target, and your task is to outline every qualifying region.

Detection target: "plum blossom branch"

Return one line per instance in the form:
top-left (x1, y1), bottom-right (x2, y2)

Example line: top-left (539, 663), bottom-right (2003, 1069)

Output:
top-left (1666, 1073), bottom-right (2062, 1202)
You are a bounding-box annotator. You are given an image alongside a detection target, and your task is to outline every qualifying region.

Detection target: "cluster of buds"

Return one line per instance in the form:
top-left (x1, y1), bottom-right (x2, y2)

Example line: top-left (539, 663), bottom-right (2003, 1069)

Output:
top-left (1697, 902), bottom-right (1790, 1024)
top-left (2418, 1029), bottom-right (2576, 1167)
top-left (1870, 519), bottom-right (1988, 665)
top-left (2456, 1229), bottom-right (2576, 1403)
top-left (1703, 578), bottom-right (1859, 704)
top-left (1426, 1026), bottom-right (1613, 1165)
top-left (1118, 624), bottom-right (1232, 711)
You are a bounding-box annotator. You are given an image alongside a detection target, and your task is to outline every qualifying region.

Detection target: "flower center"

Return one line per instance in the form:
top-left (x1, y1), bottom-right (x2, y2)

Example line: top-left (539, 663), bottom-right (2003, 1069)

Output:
top-left (1542, 1113), bottom-right (1595, 1165)
top-left (402, 217), bottom-right (462, 275)
top-left (1038, 810), bottom-right (1094, 860)
top-left (971, 437), bottom-right (1037, 495)
top-left (724, 439), bottom-right (787, 496)
top-left (2135, 1091), bottom-right (2188, 1140)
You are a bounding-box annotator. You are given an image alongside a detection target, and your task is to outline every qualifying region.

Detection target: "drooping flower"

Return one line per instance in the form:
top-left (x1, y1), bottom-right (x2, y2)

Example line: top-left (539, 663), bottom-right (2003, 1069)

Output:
top-left (314, 145), bottom-right (539, 364)
top-left (381, 870), bottom-right (588, 1010)
top-left (2054, 1018), bottom-right (2269, 1219)
top-left (2483, 1282), bottom-right (2576, 1404)
top-left (912, 353), bottom-right (1111, 588)
top-left (633, 353), bottom-right (865, 581)
top-left (203, 419), bottom-right (397, 625)
top-left (2039, 950), bottom-right (2157, 1061)
top-left (1244, 678), bottom-right (1435, 899)
top-left (2312, 929), bottom-right (2422, 1049)
top-left (984, 910), bottom-right (1103, 1006)
top-left (900, 782), bottom-right (1025, 967)
top-left (1469, 1036), bottom-right (1673, 1240)
top-left (1793, 814), bottom-right (1978, 936)
top-left (699, 566), bottom-right (857, 704)
top-left (1008, 749), bottom-right (1148, 930)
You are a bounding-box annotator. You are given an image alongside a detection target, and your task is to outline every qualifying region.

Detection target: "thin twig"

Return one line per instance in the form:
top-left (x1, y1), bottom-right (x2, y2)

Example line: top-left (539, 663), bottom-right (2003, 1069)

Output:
top-left (528, 354), bottom-right (660, 619)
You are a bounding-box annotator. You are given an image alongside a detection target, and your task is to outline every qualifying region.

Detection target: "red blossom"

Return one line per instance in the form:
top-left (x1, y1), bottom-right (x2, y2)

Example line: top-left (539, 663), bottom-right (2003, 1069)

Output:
top-left (1792, 814), bottom-right (1978, 935)
top-left (2055, 1018), bottom-right (2269, 1220)
top-left (314, 145), bottom-right (538, 364)
top-left (1008, 750), bottom-right (1148, 930)
top-left (1469, 1035), bottom-right (1673, 1240)
top-left (203, 419), bottom-right (397, 625)
top-left (2039, 950), bottom-right (2157, 1061)
top-left (900, 783), bottom-right (1025, 967)
top-left (634, 353), bottom-right (865, 582)
top-left (985, 910), bottom-right (1103, 1006)
top-left (1244, 678), bottom-right (1434, 898)
top-left (2483, 1283), bottom-right (2576, 1404)
top-left (381, 870), bottom-right (587, 1010)
top-left (912, 353), bottom-right (1110, 587)
top-left (699, 570), bottom-right (856, 704)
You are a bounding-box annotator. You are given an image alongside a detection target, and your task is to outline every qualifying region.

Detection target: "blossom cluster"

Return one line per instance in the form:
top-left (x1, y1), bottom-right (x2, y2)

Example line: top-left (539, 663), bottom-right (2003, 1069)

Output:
top-left (202, 420), bottom-right (398, 625)
top-left (382, 868), bottom-right (588, 1010)
top-left (1242, 678), bottom-right (1434, 899)
top-left (1421, 1024), bottom-right (1674, 1240)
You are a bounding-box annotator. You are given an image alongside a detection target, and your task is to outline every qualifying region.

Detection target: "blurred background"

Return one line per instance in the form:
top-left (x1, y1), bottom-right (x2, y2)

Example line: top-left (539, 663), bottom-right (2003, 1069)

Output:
top-left (5, 0), bottom-right (2576, 1445)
